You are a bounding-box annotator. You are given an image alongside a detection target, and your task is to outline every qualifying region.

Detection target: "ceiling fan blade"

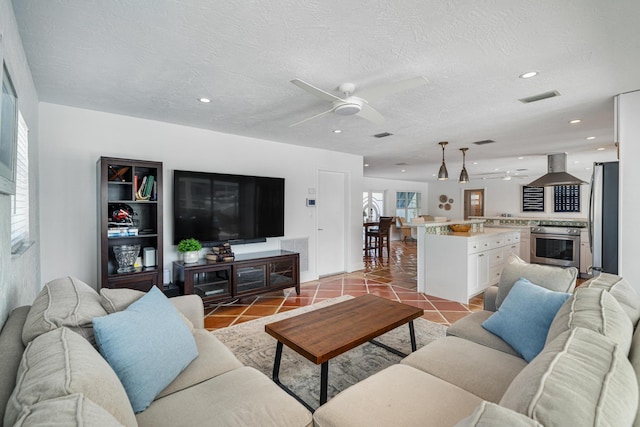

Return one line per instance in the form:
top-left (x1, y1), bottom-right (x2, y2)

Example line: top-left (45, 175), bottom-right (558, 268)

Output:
top-left (289, 108), bottom-right (335, 127)
top-left (290, 79), bottom-right (344, 102)
top-left (356, 76), bottom-right (428, 102)
top-left (357, 103), bottom-right (385, 124)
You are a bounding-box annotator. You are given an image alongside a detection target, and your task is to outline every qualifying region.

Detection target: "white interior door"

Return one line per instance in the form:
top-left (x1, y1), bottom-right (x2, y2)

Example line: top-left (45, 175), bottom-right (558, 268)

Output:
top-left (317, 170), bottom-right (346, 277)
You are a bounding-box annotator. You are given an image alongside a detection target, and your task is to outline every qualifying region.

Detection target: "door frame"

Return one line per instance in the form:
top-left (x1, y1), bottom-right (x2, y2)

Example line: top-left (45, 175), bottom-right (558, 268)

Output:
top-left (462, 187), bottom-right (486, 219)
top-left (316, 169), bottom-right (348, 277)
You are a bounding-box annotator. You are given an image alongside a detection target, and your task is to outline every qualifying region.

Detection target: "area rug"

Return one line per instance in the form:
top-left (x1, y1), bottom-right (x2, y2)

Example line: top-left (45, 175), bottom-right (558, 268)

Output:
top-left (212, 295), bottom-right (447, 409)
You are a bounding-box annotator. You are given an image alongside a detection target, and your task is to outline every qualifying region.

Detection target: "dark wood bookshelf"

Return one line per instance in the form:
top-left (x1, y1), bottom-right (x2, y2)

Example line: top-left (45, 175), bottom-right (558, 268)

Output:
top-left (98, 157), bottom-right (163, 291)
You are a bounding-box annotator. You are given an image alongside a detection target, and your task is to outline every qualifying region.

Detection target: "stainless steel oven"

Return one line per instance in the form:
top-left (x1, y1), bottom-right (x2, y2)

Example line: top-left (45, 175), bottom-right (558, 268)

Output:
top-left (530, 226), bottom-right (581, 268)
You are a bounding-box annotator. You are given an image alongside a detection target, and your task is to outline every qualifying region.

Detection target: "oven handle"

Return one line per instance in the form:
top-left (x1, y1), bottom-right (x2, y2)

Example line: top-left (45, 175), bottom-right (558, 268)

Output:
top-left (588, 167), bottom-right (595, 253)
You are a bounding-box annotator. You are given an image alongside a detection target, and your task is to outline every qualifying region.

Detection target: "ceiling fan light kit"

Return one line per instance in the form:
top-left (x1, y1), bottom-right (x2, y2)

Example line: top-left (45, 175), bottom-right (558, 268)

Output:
top-left (438, 141), bottom-right (449, 180)
top-left (289, 76), bottom-right (428, 127)
top-left (459, 147), bottom-right (470, 183)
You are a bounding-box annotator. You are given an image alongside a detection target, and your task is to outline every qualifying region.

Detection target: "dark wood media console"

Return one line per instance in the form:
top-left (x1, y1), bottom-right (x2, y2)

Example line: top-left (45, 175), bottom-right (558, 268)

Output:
top-left (173, 250), bottom-right (300, 304)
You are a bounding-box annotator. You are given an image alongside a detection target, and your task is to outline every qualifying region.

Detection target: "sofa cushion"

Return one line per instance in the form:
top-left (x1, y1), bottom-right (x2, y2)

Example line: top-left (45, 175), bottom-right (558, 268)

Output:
top-left (100, 287), bottom-right (194, 332)
top-left (22, 276), bottom-right (107, 346)
top-left (156, 329), bottom-right (243, 399)
top-left (628, 326), bottom-right (640, 427)
top-left (455, 401), bottom-right (543, 427)
top-left (496, 255), bottom-right (577, 309)
top-left (136, 366), bottom-right (313, 427)
top-left (585, 273), bottom-right (640, 326)
top-left (500, 328), bottom-right (638, 426)
top-left (12, 394), bottom-right (123, 427)
top-left (482, 278), bottom-right (570, 362)
top-left (4, 327), bottom-right (136, 427)
top-left (546, 287), bottom-right (633, 354)
top-left (100, 287), bottom-right (146, 313)
top-left (401, 336), bottom-right (527, 403)
top-left (312, 364), bottom-right (483, 427)
top-left (93, 286), bottom-right (198, 413)
top-left (446, 311), bottom-right (521, 357)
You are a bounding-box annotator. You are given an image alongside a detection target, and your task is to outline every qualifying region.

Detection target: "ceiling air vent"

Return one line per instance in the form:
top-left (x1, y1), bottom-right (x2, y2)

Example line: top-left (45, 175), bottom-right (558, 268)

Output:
top-left (519, 90), bottom-right (561, 104)
top-left (373, 132), bottom-right (393, 138)
top-left (472, 139), bottom-right (495, 145)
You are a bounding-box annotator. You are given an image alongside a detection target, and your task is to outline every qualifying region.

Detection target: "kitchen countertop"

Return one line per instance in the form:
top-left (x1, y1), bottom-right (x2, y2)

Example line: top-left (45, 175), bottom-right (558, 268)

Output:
top-left (430, 227), bottom-right (519, 239)
top-left (470, 216), bottom-right (587, 227)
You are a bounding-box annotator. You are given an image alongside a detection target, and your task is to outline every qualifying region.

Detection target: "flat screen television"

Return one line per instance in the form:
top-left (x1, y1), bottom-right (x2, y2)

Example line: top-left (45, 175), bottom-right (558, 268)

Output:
top-left (173, 170), bottom-right (285, 246)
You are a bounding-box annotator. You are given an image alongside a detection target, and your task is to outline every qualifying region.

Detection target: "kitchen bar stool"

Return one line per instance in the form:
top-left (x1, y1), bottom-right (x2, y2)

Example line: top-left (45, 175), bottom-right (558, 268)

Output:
top-left (366, 216), bottom-right (393, 258)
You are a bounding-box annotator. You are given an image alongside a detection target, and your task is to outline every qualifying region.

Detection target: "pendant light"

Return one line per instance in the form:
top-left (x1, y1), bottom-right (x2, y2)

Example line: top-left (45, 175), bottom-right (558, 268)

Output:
top-left (437, 141), bottom-right (449, 180)
top-left (459, 147), bottom-right (470, 183)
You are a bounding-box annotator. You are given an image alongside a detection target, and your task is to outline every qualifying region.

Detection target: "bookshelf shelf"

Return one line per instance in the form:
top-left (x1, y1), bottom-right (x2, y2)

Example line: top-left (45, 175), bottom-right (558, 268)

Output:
top-left (98, 157), bottom-right (163, 292)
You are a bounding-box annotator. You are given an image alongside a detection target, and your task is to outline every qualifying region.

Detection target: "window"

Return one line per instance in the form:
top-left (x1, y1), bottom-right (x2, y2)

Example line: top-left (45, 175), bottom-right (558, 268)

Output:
top-left (363, 191), bottom-right (384, 221)
top-left (396, 192), bottom-right (421, 221)
top-left (11, 111), bottom-right (29, 253)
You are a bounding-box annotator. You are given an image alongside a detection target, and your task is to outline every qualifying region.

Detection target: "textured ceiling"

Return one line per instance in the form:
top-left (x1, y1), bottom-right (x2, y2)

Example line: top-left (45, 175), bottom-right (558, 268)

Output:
top-left (12, 0), bottom-right (639, 182)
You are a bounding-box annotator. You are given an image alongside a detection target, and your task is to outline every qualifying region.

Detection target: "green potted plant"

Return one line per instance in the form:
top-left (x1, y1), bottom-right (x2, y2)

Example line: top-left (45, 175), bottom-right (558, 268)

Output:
top-left (177, 238), bottom-right (202, 263)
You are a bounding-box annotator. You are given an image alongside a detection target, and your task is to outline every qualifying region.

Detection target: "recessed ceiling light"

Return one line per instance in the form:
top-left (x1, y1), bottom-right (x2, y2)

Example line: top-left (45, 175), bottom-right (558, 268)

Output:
top-left (519, 71), bottom-right (538, 79)
top-left (518, 156), bottom-right (524, 160)
top-left (198, 97), bottom-right (211, 103)
top-left (596, 147), bottom-right (605, 151)
top-left (364, 163), bottom-right (369, 167)
top-left (585, 167), bottom-right (591, 170)
top-left (333, 129), bottom-right (342, 133)
top-left (569, 119), bottom-right (581, 124)
top-left (401, 169), bottom-right (406, 173)
top-left (494, 168), bottom-right (500, 171)
top-left (586, 136), bottom-right (595, 140)
top-left (573, 160), bottom-right (581, 164)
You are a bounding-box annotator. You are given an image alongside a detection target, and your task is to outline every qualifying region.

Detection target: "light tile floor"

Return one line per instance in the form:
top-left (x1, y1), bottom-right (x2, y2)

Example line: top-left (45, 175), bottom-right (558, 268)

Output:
top-left (204, 240), bottom-right (483, 330)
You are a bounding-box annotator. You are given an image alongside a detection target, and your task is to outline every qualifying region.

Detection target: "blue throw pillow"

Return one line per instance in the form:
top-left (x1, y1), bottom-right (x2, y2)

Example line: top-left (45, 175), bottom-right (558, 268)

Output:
top-left (93, 286), bottom-right (198, 413)
top-left (482, 277), bottom-right (570, 362)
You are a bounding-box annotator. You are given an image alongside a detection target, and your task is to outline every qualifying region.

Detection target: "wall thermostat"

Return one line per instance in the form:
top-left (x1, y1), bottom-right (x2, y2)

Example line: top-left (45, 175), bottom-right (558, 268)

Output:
top-left (306, 198), bottom-right (316, 207)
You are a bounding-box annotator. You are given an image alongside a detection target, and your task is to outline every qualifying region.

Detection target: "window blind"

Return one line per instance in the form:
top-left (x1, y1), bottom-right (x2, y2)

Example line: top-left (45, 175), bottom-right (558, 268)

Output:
top-left (11, 111), bottom-right (29, 250)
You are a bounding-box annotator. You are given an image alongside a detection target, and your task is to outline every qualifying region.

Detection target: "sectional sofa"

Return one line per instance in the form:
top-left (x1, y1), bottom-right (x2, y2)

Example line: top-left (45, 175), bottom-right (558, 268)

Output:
top-left (2, 257), bottom-right (639, 426)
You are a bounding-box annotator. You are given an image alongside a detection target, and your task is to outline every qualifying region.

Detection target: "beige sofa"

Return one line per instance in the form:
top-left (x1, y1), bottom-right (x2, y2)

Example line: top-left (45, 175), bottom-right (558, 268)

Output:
top-left (314, 259), bottom-right (640, 426)
top-left (0, 277), bottom-right (312, 427)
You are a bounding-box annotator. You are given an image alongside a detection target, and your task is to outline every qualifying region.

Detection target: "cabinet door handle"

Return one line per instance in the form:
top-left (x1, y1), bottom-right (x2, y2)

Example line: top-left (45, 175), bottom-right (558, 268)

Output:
top-left (479, 254), bottom-right (485, 257)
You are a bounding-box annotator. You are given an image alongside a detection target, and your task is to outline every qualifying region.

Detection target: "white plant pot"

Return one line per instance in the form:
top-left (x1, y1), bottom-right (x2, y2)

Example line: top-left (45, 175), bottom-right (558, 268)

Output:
top-left (183, 251), bottom-right (200, 263)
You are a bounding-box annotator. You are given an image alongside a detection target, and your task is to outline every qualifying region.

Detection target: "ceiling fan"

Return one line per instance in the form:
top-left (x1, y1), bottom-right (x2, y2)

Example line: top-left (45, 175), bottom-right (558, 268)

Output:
top-left (289, 76), bottom-right (428, 127)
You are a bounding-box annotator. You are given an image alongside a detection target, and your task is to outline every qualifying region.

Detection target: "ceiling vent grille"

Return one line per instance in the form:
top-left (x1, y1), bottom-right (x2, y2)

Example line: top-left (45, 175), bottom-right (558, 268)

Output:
top-left (472, 139), bottom-right (495, 145)
top-left (373, 132), bottom-right (393, 138)
top-left (519, 90), bottom-right (561, 104)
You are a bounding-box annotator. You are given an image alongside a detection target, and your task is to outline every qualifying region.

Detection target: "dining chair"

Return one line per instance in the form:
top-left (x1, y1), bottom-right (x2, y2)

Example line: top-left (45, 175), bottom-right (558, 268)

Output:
top-left (396, 217), bottom-right (413, 242)
top-left (366, 216), bottom-right (394, 257)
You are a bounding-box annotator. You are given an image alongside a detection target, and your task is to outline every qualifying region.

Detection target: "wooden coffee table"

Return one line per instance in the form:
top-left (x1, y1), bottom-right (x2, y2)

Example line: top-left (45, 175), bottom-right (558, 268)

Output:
top-left (264, 294), bottom-right (423, 410)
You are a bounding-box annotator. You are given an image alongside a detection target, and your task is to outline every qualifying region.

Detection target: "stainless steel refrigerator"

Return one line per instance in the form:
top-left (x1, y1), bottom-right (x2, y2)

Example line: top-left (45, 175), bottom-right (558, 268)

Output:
top-left (588, 161), bottom-right (619, 275)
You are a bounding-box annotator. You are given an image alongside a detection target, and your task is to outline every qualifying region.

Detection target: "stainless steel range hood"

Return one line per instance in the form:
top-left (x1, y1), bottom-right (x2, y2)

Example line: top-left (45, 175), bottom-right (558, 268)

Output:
top-left (527, 153), bottom-right (587, 187)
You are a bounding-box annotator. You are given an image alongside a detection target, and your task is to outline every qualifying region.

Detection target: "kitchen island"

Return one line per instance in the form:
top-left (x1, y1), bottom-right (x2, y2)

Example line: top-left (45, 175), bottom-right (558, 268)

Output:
top-left (409, 221), bottom-right (520, 304)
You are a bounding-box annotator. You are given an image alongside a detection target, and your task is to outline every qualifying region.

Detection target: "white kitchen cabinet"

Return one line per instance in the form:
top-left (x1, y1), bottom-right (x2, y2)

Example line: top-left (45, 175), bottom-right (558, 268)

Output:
top-left (580, 229), bottom-right (593, 278)
top-left (423, 229), bottom-right (521, 304)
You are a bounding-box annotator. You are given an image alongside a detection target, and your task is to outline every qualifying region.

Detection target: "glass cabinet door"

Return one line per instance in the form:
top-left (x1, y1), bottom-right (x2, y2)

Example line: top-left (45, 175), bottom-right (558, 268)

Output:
top-left (270, 259), bottom-right (295, 287)
top-left (236, 264), bottom-right (267, 293)
top-left (192, 268), bottom-right (231, 299)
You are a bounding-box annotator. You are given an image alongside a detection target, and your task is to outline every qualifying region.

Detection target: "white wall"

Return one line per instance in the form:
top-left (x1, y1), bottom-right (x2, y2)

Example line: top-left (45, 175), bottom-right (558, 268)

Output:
top-left (428, 171), bottom-right (597, 220)
top-left (0, 0), bottom-right (41, 329)
top-left (618, 90), bottom-right (640, 291)
top-left (39, 103), bottom-right (364, 288)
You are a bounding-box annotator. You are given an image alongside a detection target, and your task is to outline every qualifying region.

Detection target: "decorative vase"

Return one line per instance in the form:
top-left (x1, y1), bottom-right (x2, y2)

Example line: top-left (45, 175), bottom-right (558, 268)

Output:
top-left (183, 250), bottom-right (199, 264)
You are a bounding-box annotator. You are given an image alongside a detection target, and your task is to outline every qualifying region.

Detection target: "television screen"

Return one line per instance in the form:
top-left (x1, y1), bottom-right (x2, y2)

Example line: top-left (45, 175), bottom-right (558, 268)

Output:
top-left (173, 170), bottom-right (285, 245)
